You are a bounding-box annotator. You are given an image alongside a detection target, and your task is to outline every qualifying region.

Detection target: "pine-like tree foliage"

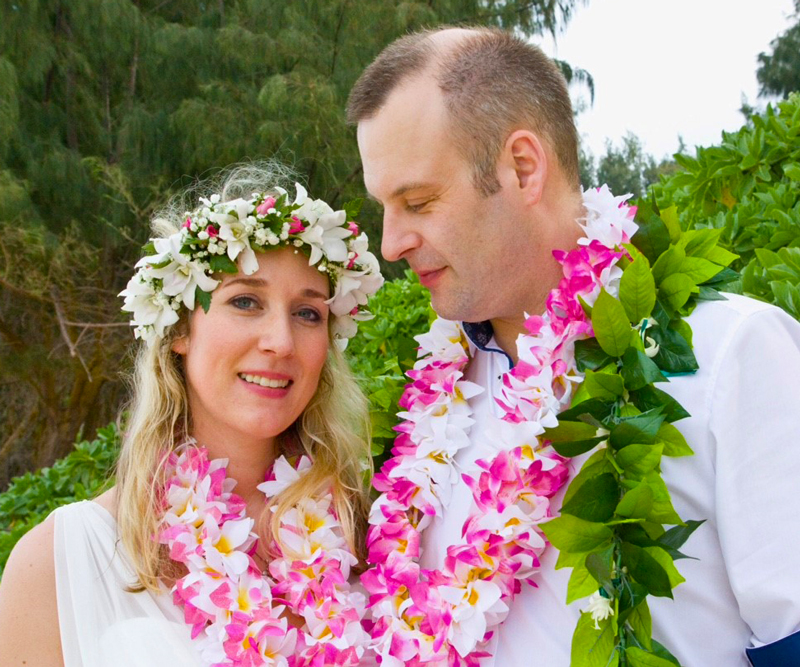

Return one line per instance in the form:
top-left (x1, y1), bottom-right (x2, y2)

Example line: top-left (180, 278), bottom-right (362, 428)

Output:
top-left (0, 0), bottom-right (585, 487)
top-left (757, 1), bottom-right (800, 98)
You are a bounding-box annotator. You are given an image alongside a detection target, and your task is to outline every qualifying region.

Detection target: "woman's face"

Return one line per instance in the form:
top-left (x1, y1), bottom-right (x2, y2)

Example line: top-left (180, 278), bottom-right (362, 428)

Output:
top-left (173, 247), bottom-right (331, 455)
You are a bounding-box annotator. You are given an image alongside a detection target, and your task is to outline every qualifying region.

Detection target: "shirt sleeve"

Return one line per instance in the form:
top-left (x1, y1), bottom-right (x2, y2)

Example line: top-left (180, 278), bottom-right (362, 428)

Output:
top-left (708, 304), bottom-right (800, 652)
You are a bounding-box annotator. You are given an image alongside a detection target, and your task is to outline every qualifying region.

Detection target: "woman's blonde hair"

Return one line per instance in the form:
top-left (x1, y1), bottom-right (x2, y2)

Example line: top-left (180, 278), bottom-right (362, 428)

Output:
top-left (115, 163), bottom-right (373, 592)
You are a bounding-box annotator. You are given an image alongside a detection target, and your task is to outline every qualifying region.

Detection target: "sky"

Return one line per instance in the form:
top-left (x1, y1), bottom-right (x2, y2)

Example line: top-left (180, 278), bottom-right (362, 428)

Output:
top-left (539, 0), bottom-right (797, 160)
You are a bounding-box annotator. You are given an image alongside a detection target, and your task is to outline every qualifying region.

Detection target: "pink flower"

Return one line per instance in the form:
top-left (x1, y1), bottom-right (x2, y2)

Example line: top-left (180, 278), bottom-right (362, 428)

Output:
top-left (347, 221), bottom-right (359, 235)
top-left (206, 224), bottom-right (219, 238)
top-left (256, 196), bottom-right (276, 215)
top-left (183, 217), bottom-right (192, 229)
top-left (289, 216), bottom-right (305, 234)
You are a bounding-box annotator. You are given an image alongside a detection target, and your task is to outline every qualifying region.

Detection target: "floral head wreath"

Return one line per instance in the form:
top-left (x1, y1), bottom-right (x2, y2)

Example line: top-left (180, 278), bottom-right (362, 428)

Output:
top-left (120, 184), bottom-right (384, 349)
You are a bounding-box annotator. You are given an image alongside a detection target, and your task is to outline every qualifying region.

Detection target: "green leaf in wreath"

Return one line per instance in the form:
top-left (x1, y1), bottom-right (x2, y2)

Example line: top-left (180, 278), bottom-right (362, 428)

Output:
top-left (195, 287), bottom-right (212, 314)
top-left (570, 612), bottom-right (619, 667)
top-left (652, 246), bottom-right (686, 284)
top-left (620, 254), bottom-right (656, 324)
top-left (626, 601), bottom-right (653, 651)
top-left (620, 542), bottom-right (673, 598)
top-left (656, 422), bottom-right (694, 457)
top-left (584, 369), bottom-right (625, 399)
top-left (615, 444), bottom-right (663, 480)
top-left (658, 273), bottom-right (695, 311)
top-left (658, 519), bottom-right (705, 552)
top-left (574, 338), bottom-right (614, 372)
top-left (620, 348), bottom-right (667, 391)
top-left (616, 482), bottom-right (654, 519)
top-left (210, 254), bottom-right (239, 274)
top-left (679, 256), bottom-right (723, 285)
top-left (541, 515), bottom-right (613, 553)
top-left (558, 397), bottom-right (615, 424)
top-left (660, 205), bottom-right (681, 244)
top-left (644, 547), bottom-right (686, 588)
top-left (642, 472), bottom-right (683, 524)
top-left (561, 473), bottom-right (619, 523)
top-left (649, 641), bottom-right (681, 666)
top-left (567, 562), bottom-right (601, 604)
top-left (628, 386), bottom-right (690, 423)
top-left (650, 325), bottom-right (698, 374)
top-left (609, 409), bottom-right (665, 449)
top-left (562, 449), bottom-right (614, 505)
top-left (544, 421), bottom-right (601, 442)
top-left (704, 245), bottom-right (738, 267)
top-left (591, 289), bottom-right (632, 357)
top-left (626, 646), bottom-right (679, 667)
top-left (551, 436), bottom-right (608, 458)
top-left (342, 198), bottom-right (364, 220)
top-left (585, 550), bottom-right (615, 593)
top-left (632, 200), bottom-right (671, 264)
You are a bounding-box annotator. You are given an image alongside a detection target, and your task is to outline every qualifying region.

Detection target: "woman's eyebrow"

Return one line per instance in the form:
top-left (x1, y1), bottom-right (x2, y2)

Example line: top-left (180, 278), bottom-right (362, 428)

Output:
top-left (222, 277), bottom-right (328, 301)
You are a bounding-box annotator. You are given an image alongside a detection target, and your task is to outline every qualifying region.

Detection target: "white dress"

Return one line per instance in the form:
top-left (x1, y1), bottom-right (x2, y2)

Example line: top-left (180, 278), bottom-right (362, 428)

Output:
top-left (53, 500), bottom-right (200, 667)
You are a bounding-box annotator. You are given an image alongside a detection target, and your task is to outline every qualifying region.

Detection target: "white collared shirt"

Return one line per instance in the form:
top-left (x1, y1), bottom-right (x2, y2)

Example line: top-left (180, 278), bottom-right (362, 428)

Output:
top-left (418, 294), bottom-right (800, 666)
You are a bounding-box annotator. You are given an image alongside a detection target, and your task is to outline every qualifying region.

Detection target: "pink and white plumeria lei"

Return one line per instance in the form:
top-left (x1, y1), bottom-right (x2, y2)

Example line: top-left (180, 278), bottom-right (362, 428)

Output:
top-left (361, 185), bottom-right (639, 666)
top-left (160, 446), bottom-right (369, 666)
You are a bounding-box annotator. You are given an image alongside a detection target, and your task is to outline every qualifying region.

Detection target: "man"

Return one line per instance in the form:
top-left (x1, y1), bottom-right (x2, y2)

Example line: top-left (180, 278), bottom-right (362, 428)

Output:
top-left (348, 27), bottom-right (800, 666)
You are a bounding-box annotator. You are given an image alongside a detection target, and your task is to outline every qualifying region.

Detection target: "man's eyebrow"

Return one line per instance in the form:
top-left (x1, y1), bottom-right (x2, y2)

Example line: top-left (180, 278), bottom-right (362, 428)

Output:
top-left (222, 277), bottom-right (328, 301)
top-left (391, 181), bottom-right (432, 199)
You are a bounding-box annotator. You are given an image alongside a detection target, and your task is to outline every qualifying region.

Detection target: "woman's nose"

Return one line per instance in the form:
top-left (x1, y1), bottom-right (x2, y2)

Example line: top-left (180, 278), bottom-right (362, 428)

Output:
top-left (257, 313), bottom-right (296, 357)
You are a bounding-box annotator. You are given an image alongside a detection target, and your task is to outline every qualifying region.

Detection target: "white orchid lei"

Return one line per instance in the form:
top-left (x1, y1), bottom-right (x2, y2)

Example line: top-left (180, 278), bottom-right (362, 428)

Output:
top-left (119, 184), bottom-right (384, 349)
top-left (361, 186), bottom-right (738, 666)
top-left (160, 445), bottom-right (370, 666)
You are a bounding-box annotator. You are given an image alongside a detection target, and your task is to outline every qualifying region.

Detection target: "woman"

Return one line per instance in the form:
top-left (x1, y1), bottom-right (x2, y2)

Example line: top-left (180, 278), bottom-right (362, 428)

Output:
top-left (0, 166), bottom-right (383, 666)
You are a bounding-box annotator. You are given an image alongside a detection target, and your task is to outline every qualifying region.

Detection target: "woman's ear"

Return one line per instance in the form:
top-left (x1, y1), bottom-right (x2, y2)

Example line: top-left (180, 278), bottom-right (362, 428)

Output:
top-left (171, 335), bottom-right (188, 355)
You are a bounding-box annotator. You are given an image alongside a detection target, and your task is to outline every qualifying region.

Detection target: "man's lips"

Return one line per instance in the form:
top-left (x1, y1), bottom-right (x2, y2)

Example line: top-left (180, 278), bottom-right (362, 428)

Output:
top-left (416, 267), bottom-right (445, 288)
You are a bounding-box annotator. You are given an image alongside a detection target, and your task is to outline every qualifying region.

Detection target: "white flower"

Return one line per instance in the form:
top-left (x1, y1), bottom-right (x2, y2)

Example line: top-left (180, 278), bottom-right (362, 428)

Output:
top-left (257, 455), bottom-right (312, 499)
top-left (217, 217), bottom-right (259, 274)
top-left (579, 184), bottom-right (639, 248)
top-left (147, 234), bottom-right (219, 310)
top-left (298, 209), bottom-right (351, 265)
top-left (585, 591), bottom-right (615, 629)
top-left (119, 272), bottom-right (180, 340)
top-left (414, 318), bottom-right (469, 362)
top-left (438, 579), bottom-right (509, 657)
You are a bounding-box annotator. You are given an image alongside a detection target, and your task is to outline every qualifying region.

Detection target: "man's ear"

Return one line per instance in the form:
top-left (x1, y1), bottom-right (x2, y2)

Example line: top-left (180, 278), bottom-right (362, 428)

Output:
top-left (502, 129), bottom-right (547, 205)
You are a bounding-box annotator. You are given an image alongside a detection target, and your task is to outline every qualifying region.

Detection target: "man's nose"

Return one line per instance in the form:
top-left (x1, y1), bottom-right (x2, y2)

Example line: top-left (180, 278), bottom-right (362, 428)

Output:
top-left (380, 208), bottom-right (421, 263)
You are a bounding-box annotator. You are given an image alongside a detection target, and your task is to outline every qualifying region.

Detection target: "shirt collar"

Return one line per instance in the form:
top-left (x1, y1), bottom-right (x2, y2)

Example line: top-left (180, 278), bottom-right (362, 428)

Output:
top-left (462, 320), bottom-right (515, 368)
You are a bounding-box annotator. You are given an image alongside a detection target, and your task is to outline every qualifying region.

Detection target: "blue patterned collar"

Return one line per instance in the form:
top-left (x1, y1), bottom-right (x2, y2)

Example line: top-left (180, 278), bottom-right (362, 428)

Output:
top-left (462, 320), bottom-right (514, 368)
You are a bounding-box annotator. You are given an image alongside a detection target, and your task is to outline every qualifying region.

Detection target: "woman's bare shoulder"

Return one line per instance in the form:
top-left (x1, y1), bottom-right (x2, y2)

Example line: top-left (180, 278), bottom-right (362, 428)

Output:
top-left (0, 514), bottom-right (64, 665)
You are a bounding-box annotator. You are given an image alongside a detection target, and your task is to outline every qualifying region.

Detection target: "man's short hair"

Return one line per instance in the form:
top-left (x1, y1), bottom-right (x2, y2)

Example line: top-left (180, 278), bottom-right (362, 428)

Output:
top-left (347, 27), bottom-right (580, 195)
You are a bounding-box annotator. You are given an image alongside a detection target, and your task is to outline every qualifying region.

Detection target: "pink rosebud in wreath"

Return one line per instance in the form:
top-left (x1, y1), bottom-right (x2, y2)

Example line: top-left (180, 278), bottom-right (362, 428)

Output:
top-left (347, 221), bottom-right (359, 235)
top-left (183, 217), bottom-right (192, 229)
top-left (206, 225), bottom-right (218, 238)
top-left (289, 216), bottom-right (305, 234)
top-left (256, 197), bottom-right (276, 215)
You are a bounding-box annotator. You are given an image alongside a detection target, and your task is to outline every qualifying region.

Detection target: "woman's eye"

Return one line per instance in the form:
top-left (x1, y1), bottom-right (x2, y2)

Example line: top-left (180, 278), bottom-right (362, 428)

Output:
top-left (296, 307), bottom-right (322, 323)
top-left (230, 295), bottom-right (259, 310)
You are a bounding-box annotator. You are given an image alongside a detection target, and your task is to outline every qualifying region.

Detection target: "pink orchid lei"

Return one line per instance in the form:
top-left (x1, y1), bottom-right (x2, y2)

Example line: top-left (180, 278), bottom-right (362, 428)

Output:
top-left (361, 185), bottom-right (640, 666)
top-left (160, 445), bottom-right (369, 667)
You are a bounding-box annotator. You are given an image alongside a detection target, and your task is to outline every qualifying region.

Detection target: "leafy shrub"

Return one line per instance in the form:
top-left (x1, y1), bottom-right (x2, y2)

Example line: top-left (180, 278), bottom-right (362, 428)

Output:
top-left (652, 93), bottom-right (800, 313)
top-left (0, 423), bottom-right (120, 575)
top-left (346, 270), bottom-right (434, 463)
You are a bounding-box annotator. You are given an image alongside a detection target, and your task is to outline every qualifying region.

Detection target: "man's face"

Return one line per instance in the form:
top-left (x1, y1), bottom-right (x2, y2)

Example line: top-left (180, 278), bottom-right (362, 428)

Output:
top-left (357, 74), bottom-right (532, 324)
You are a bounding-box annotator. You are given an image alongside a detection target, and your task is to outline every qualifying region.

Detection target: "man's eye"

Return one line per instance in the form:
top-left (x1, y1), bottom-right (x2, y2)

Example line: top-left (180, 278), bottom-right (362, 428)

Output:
top-left (406, 201), bottom-right (429, 213)
top-left (231, 295), bottom-right (259, 310)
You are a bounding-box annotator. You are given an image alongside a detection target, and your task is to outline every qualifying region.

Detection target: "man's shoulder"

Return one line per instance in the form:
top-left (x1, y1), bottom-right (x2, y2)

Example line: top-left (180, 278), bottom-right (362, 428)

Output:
top-left (686, 292), bottom-right (795, 343)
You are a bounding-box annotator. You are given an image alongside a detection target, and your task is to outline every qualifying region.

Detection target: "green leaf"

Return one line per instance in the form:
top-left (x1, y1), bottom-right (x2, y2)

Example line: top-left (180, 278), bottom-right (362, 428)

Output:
top-left (658, 274), bottom-right (695, 311)
top-left (626, 601), bottom-right (653, 651)
top-left (660, 206), bottom-right (682, 243)
top-left (642, 472), bottom-right (683, 524)
top-left (567, 562), bottom-right (601, 604)
top-left (574, 338), bottom-right (614, 372)
top-left (652, 246), bottom-right (686, 284)
top-left (620, 348), bottom-right (667, 391)
top-left (585, 550), bottom-right (615, 593)
top-left (562, 449), bottom-right (614, 505)
top-left (656, 423), bottom-right (694, 457)
top-left (626, 647), bottom-right (679, 667)
top-left (704, 245), bottom-right (738, 267)
top-left (650, 325), bottom-right (698, 374)
top-left (561, 473), bottom-right (619, 523)
top-left (620, 542), bottom-right (673, 598)
top-left (544, 421), bottom-right (601, 442)
top-left (620, 255), bottom-right (657, 324)
top-left (541, 514), bottom-right (613, 553)
top-left (584, 369), bottom-right (625, 399)
top-left (616, 482), bottom-right (654, 519)
top-left (571, 612), bottom-right (619, 667)
top-left (592, 289), bottom-right (632, 357)
top-left (658, 520), bottom-right (705, 552)
top-left (342, 197), bottom-right (364, 220)
top-left (628, 386), bottom-right (690, 423)
top-left (210, 254), bottom-right (239, 274)
top-left (783, 163), bottom-right (800, 182)
top-left (551, 437), bottom-right (607, 458)
top-left (615, 444), bottom-right (663, 480)
top-left (632, 201), bottom-right (671, 263)
top-left (644, 547), bottom-right (686, 588)
top-left (679, 256), bottom-right (723, 285)
top-left (195, 287), bottom-right (212, 314)
top-left (609, 409), bottom-right (666, 449)
top-left (558, 398), bottom-right (614, 424)
top-left (650, 641), bottom-right (681, 666)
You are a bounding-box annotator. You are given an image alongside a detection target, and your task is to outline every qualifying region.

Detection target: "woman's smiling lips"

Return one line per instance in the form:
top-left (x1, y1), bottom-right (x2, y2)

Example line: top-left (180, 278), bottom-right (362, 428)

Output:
top-left (238, 371), bottom-right (293, 397)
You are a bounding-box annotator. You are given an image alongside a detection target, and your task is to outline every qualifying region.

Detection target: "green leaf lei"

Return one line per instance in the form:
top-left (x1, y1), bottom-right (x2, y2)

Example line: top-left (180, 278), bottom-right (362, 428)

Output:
top-left (541, 199), bottom-right (739, 667)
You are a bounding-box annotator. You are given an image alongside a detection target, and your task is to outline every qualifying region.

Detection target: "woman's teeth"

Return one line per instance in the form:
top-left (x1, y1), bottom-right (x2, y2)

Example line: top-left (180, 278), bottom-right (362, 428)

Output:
top-left (239, 374), bottom-right (290, 388)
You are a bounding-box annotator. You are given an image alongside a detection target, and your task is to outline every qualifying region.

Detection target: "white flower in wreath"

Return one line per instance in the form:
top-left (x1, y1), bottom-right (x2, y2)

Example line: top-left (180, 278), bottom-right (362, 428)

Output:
top-left (146, 234), bottom-right (220, 310)
top-left (119, 272), bottom-right (180, 340)
top-left (216, 215), bottom-right (259, 275)
top-left (298, 209), bottom-right (352, 265)
top-left (579, 184), bottom-right (639, 248)
top-left (438, 579), bottom-right (509, 657)
top-left (292, 183), bottom-right (334, 224)
top-left (585, 591), bottom-right (615, 629)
